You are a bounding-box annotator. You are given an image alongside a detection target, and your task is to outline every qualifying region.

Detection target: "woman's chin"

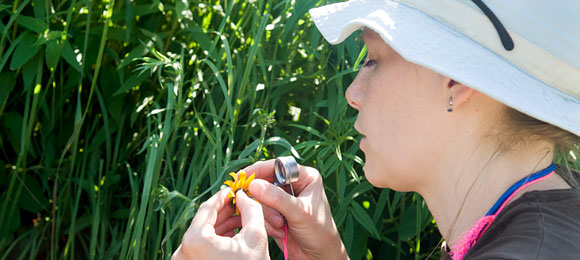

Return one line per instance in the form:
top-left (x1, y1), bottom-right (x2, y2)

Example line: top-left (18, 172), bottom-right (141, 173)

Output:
top-left (363, 164), bottom-right (386, 188)
top-left (363, 164), bottom-right (412, 191)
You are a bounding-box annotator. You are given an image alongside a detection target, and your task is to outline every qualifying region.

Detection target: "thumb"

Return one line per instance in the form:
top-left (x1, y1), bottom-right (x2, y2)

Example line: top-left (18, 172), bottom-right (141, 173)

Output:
top-left (235, 190), bottom-right (267, 242)
top-left (249, 179), bottom-right (304, 223)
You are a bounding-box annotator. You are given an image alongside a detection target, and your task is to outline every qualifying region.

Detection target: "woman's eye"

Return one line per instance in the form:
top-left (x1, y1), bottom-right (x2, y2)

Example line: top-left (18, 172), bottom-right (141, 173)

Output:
top-left (364, 59), bottom-right (377, 67)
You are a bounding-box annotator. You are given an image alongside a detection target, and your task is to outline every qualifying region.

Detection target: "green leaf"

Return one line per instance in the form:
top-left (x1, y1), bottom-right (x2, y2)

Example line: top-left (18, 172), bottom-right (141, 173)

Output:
top-left (337, 167), bottom-right (346, 204)
top-left (390, 192), bottom-right (403, 217)
top-left (119, 43), bottom-right (148, 69)
top-left (333, 206), bottom-right (348, 227)
top-left (175, 0), bottom-right (191, 22)
top-left (153, 185), bottom-right (190, 212)
top-left (123, 0), bottom-right (135, 42)
top-left (0, 202), bottom-right (20, 237)
top-left (398, 200), bottom-right (430, 241)
top-left (0, 72), bottom-right (16, 105)
top-left (15, 15), bottom-right (48, 33)
top-left (350, 200), bottom-right (381, 239)
top-left (45, 40), bottom-right (63, 70)
top-left (201, 58), bottom-right (233, 120)
top-left (289, 123), bottom-right (324, 139)
top-left (224, 158), bottom-right (254, 173)
top-left (352, 45), bottom-right (367, 70)
top-left (113, 72), bottom-right (147, 96)
top-left (373, 189), bottom-right (390, 222)
top-left (342, 158), bottom-right (360, 182)
top-left (282, 1), bottom-right (317, 42)
top-left (61, 40), bottom-right (82, 72)
top-left (264, 136), bottom-right (302, 159)
top-left (344, 181), bottom-right (374, 206)
top-left (349, 221), bottom-right (369, 260)
top-left (21, 53), bottom-right (39, 91)
top-left (9, 32), bottom-right (40, 70)
top-left (238, 139), bottom-right (261, 159)
top-left (2, 112), bottom-right (23, 155)
top-left (0, 4), bottom-right (11, 13)
top-left (18, 175), bottom-right (49, 213)
top-left (344, 213), bottom-right (354, 253)
top-left (32, 0), bottom-right (47, 20)
top-left (110, 209), bottom-right (130, 219)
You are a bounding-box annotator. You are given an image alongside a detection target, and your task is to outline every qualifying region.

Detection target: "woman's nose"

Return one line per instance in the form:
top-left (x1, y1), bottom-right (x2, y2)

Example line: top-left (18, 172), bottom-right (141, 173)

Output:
top-left (345, 75), bottom-right (363, 111)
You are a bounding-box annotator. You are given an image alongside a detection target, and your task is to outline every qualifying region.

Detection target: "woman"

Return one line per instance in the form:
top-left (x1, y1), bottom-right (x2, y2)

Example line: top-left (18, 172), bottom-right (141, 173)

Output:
top-left (173, 0), bottom-right (580, 259)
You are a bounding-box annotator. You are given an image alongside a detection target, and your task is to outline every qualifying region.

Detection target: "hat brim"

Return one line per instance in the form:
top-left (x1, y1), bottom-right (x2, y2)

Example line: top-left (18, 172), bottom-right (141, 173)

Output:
top-left (310, 0), bottom-right (580, 138)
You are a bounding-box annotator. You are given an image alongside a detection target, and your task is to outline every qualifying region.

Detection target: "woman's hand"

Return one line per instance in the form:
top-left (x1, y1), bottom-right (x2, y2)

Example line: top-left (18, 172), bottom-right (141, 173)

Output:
top-left (172, 188), bottom-right (270, 260)
top-left (244, 160), bottom-right (349, 260)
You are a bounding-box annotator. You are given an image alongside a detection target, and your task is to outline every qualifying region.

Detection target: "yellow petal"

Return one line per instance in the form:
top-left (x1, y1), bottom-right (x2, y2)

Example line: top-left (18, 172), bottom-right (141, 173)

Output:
top-left (224, 180), bottom-right (235, 189)
top-left (228, 190), bottom-right (235, 198)
top-left (239, 171), bottom-right (247, 183)
top-left (229, 172), bottom-right (238, 182)
top-left (233, 179), bottom-right (240, 191)
top-left (243, 173), bottom-right (255, 190)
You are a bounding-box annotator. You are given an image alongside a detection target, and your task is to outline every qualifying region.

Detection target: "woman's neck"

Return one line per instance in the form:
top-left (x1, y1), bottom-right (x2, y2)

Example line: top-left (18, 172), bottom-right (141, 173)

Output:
top-left (419, 141), bottom-right (557, 244)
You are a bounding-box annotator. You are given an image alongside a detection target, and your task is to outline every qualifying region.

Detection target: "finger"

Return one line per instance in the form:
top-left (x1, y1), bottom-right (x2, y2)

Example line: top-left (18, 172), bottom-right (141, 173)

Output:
top-left (265, 220), bottom-right (285, 239)
top-left (191, 188), bottom-right (231, 230)
top-left (215, 215), bottom-right (241, 236)
top-left (244, 160), bottom-right (321, 192)
top-left (249, 179), bottom-right (305, 224)
top-left (180, 190), bottom-right (233, 257)
top-left (286, 165), bottom-right (322, 192)
top-left (235, 190), bottom-right (267, 241)
top-left (222, 231), bottom-right (235, 238)
top-left (215, 196), bottom-right (235, 226)
top-left (214, 203), bottom-right (284, 238)
top-left (262, 204), bottom-right (284, 228)
top-left (215, 203), bottom-right (284, 238)
top-left (242, 160), bottom-right (276, 182)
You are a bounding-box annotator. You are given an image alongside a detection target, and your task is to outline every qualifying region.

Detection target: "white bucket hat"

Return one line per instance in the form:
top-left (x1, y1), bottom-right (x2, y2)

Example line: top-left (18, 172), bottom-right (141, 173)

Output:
top-left (309, 0), bottom-right (580, 138)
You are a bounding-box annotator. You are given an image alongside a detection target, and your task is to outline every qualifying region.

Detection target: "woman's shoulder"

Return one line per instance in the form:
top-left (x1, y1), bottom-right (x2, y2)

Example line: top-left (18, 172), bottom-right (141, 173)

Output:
top-left (465, 188), bottom-right (580, 260)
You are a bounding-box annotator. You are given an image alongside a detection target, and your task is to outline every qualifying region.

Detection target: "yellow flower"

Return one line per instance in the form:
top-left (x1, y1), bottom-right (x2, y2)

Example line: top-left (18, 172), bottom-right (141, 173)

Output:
top-left (224, 170), bottom-right (255, 214)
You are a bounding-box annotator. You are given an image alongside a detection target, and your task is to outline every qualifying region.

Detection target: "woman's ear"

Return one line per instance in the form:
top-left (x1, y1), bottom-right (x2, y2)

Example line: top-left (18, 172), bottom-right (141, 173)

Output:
top-left (446, 79), bottom-right (476, 111)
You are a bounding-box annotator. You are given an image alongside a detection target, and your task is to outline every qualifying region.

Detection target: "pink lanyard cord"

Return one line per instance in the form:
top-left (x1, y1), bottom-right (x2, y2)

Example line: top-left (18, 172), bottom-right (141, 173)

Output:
top-left (449, 165), bottom-right (556, 260)
top-left (283, 223), bottom-right (289, 260)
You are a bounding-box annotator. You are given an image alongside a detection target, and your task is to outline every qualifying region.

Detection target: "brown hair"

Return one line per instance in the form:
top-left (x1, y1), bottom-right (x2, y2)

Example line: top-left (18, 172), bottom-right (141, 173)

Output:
top-left (504, 106), bottom-right (580, 188)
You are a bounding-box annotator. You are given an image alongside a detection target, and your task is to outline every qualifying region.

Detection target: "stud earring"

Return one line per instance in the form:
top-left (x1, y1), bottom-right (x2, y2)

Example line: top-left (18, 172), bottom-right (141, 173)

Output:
top-left (447, 96), bottom-right (453, 112)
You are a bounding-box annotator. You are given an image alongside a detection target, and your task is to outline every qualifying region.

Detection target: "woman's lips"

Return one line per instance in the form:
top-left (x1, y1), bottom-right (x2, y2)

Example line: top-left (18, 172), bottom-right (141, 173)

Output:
top-left (354, 124), bottom-right (366, 149)
top-left (354, 122), bottom-right (367, 149)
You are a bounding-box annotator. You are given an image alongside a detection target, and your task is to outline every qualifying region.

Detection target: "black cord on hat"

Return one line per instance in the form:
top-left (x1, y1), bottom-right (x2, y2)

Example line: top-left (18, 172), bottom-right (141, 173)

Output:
top-left (471, 0), bottom-right (514, 51)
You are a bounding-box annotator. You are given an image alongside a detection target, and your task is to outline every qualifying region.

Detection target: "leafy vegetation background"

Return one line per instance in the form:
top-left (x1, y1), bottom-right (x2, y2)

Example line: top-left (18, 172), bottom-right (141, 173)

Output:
top-left (6, 0), bottom-right (563, 259)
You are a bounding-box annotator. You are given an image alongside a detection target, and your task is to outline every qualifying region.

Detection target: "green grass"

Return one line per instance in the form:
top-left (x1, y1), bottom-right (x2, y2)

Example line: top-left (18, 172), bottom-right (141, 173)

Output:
top-left (1, 0), bottom-right (577, 259)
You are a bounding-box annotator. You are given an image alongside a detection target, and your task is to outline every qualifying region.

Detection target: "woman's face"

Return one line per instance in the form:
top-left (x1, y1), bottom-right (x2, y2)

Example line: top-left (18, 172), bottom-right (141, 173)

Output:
top-left (346, 29), bottom-right (453, 191)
